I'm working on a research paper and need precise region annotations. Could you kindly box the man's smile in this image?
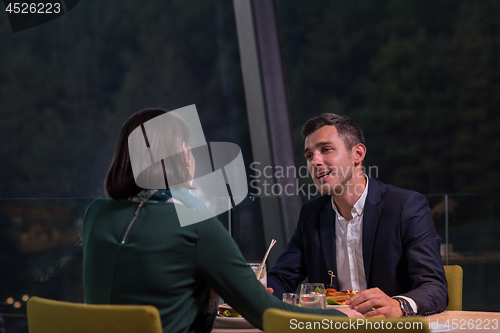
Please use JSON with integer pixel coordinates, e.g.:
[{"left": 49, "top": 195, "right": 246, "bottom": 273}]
[{"left": 316, "top": 170, "right": 332, "bottom": 181}]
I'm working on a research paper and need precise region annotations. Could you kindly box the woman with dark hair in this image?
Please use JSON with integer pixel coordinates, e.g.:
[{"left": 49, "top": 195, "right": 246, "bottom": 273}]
[{"left": 82, "top": 108, "right": 355, "bottom": 333}]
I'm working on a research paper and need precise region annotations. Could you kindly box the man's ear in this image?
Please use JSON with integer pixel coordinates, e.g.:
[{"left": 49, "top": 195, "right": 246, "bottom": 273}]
[{"left": 352, "top": 143, "right": 366, "bottom": 165}]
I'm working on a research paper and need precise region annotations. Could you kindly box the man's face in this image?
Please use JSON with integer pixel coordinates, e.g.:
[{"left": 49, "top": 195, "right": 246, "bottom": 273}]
[{"left": 304, "top": 125, "right": 355, "bottom": 195}]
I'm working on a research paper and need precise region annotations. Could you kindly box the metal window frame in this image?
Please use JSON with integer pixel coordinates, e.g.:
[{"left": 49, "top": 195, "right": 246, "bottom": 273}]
[{"left": 233, "top": 0, "right": 302, "bottom": 265}]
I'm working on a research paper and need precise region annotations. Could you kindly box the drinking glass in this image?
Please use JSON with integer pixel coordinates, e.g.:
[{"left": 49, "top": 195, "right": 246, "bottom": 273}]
[
  {"left": 247, "top": 262, "right": 267, "bottom": 287},
  {"left": 299, "top": 283, "right": 326, "bottom": 309},
  {"left": 282, "top": 293, "right": 299, "bottom": 305}
]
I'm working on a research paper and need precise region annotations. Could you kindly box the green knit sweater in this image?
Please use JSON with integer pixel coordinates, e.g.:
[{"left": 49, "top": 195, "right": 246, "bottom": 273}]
[{"left": 82, "top": 199, "right": 344, "bottom": 333}]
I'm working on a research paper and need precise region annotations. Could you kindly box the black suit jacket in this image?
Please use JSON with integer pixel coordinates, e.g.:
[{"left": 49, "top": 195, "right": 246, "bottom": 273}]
[{"left": 268, "top": 178, "right": 448, "bottom": 315}]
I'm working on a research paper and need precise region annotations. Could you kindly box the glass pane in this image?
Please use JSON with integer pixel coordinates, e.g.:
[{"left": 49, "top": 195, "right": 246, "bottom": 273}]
[
  {"left": 0, "top": 0, "right": 250, "bottom": 199},
  {"left": 446, "top": 194, "right": 500, "bottom": 311},
  {"left": 277, "top": 0, "right": 500, "bottom": 195}
]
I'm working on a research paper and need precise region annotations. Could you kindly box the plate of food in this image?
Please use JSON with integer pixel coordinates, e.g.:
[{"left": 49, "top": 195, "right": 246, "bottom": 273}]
[
  {"left": 215, "top": 304, "right": 254, "bottom": 329},
  {"left": 326, "top": 289, "right": 378, "bottom": 315},
  {"left": 326, "top": 289, "right": 358, "bottom": 306},
  {"left": 327, "top": 304, "right": 349, "bottom": 309}
]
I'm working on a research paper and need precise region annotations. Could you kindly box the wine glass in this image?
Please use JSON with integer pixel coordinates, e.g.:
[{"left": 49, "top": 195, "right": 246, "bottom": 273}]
[
  {"left": 247, "top": 262, "right": 267, "bottom": 287},
  {"left": 299, "top": 283, "right": 326, "bottom": 309}
]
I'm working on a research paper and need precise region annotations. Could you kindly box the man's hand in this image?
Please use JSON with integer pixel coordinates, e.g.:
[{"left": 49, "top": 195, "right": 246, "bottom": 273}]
[
  {"left": 346, "top": 288, "right": 403, "bottom": 317},
  {"left": 267, "top": 287, "right": 274, "bottom": 294}
]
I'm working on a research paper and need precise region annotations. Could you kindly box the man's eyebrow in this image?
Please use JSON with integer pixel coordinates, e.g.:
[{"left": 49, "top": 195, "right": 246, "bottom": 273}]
[{"left": 303, "top": 141, "right": 332, "bottom": 155}]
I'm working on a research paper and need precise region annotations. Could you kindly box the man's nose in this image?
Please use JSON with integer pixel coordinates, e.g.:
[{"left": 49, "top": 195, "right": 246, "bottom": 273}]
[{"left": 312, "top": 153, "right": 323, "bottom": 166}]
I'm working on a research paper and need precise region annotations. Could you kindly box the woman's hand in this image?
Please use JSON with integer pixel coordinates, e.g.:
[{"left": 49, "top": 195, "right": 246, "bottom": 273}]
[{"left": 335, "top": 307, "right": 364, "bottom": 318}]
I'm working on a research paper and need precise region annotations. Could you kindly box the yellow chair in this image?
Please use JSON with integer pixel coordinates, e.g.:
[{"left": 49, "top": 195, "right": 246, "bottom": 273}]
[
  {"left": 444, "top": 264, "right": 463, "bottom": 311},
  {"left": 263, "top": 308, "right": 430, "bottom": 332},
  {"left": 27, "top": 296, "right": 163, "bottom": 333}
]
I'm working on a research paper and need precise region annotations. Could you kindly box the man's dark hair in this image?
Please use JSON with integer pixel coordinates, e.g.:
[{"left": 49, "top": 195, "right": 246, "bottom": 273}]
[{"left": 301, "top": 113, "right": 365, "bottom": 149}]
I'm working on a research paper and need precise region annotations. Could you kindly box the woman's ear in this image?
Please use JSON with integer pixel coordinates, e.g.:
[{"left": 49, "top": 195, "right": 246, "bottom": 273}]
[{"left": 182, "top": 142, "right": 190, "bottom": 166}]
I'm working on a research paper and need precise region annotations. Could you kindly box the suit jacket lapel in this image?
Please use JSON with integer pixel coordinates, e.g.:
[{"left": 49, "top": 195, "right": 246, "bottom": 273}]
[
  {"left": 320, "top": 198, "right": 339, "bottom": 289},
  {"left": 362, "top": 178, "right": 382, "bottom": 285}
]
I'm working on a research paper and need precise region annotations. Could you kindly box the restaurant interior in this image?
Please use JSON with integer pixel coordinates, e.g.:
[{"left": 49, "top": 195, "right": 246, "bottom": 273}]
[{"left": 1, "top": 0, "right": 500, "bottom": 332}]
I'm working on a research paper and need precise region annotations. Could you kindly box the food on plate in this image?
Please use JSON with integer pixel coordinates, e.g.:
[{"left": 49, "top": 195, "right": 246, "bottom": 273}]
[
  {"left": 327, "top": 298, "right": 342, "bottom": 305},
  {"left": 217, "top": 304, "right": 241, "bottom": 317},
  {"left": 326, "top": 289, "right": 358, "bottom": 305}
]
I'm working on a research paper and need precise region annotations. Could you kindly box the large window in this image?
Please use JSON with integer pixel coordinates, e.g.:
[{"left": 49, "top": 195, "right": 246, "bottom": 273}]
[{"left": 277, "top": 0, "right": 500, "bottom": 311}]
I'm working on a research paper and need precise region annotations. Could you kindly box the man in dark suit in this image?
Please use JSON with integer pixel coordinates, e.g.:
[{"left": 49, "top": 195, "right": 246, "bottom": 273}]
[{"left": 267, "top": 114, "right": 447, "bottom": 317}]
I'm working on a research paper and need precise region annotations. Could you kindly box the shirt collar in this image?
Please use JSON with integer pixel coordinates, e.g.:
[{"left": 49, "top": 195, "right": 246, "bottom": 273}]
[{"left": 331, "top": 174, "right": 369, "bottom": 220}]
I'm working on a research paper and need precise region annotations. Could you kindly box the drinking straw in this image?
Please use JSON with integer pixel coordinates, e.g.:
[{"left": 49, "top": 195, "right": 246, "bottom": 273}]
[{"left": 257, "top": 239, "right": 276, "bottom": 279}]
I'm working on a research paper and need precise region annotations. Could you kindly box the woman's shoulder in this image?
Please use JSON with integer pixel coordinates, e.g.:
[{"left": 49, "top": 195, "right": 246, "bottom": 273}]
[
  {"left": 85, "top": 197, "right": 125, "bottom": 212},
  {"left": 84, "top": 198, "right": 108, "bottom": 215},
  {"left": 84, "top": 198, "right": 225, "bottom": 232},
  {"left": 83, "top": 198, "right": 146, "bottom": 220}
]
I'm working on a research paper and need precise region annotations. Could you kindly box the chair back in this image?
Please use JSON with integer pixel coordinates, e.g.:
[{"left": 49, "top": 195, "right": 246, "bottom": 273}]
[
  {"left": 444, "top": 264, "right": 463, "bottom": 310},
  {"left": 27, "top": 296, "right": 163, "bottom": 333},
  {"left": 263, "top": 308, "right": 430, "bottom": 333}
]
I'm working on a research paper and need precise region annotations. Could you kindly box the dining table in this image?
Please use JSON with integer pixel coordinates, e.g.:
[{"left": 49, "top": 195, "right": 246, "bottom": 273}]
[{"left": 211, "top": 310, "right": 500, "bottom": 333}]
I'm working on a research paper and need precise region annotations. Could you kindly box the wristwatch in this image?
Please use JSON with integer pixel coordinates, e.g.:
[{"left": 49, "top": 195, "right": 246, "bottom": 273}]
[{"left": 393, "top": 297, "right": 416, "bottom": 316}]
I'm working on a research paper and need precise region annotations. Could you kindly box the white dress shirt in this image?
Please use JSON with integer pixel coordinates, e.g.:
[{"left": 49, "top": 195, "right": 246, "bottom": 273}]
[
  {"left": 332, "top": 177, "right": 369, "bottom": 292},
  {"left": 331, "top": 176, "right": 418, "bottom": 313}
]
